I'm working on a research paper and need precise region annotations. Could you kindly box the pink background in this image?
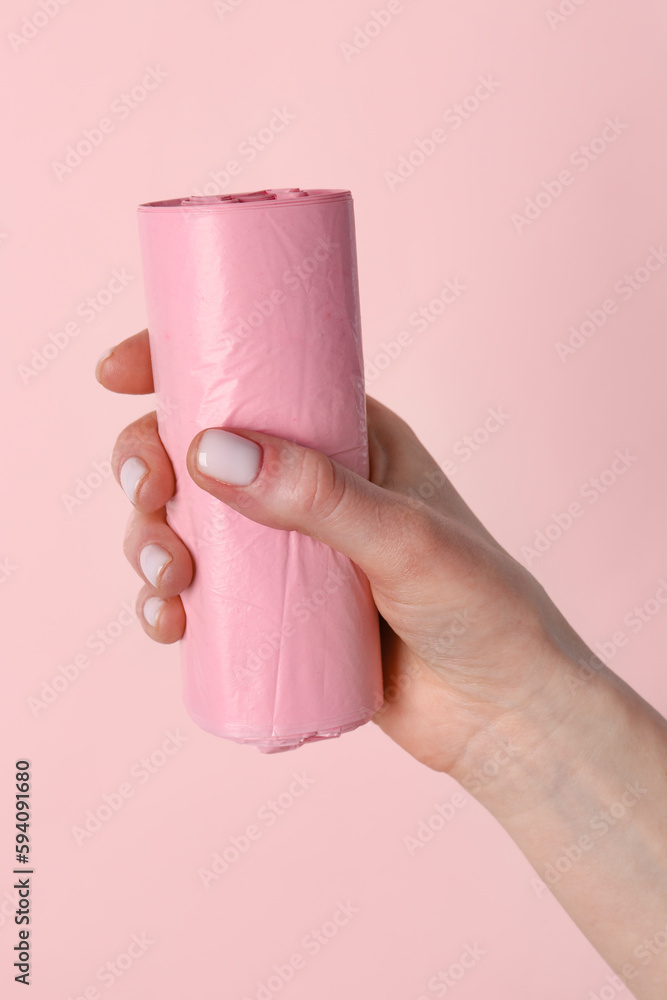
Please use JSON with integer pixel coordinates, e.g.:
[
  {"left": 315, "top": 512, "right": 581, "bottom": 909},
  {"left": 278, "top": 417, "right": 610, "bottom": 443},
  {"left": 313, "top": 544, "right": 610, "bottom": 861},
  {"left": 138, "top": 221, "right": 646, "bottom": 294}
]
[{"left": 3, "top": 1, "right": 667, "bottom": 997}]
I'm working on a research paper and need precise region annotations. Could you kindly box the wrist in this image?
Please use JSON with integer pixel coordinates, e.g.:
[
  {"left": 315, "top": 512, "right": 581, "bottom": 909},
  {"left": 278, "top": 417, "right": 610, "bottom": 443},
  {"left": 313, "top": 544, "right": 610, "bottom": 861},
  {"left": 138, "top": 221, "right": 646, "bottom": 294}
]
[
  {"left": 449, "top": 635, "right": 667, "bottom": 992},
  {"left": 447, "top": 639, "right": 630, "bottom": 817}
]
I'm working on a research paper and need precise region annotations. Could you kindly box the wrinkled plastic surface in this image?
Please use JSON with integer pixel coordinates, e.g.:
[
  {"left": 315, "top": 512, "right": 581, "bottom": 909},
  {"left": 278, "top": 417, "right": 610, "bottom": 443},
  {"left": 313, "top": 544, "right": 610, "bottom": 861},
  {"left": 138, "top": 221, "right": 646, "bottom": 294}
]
[{"left": 136, "top": 188, "right": 384, "bottom": 752}]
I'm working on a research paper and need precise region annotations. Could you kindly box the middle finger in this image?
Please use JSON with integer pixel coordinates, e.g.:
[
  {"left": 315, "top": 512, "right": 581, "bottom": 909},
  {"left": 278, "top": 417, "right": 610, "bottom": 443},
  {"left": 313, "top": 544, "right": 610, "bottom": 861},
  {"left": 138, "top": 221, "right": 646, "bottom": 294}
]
[
  {"left": 123, "top": 506, "right": 195, "bottom": 598},
  {"left": 112, "top": 410, "right": 176, "bottom": 514}
]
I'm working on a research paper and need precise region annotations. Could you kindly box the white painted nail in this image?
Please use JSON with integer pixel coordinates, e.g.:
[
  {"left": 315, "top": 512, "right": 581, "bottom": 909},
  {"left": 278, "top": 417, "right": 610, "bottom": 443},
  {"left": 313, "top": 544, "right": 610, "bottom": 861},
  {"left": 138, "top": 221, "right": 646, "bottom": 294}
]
[
  {"left": 143, "top": 596, "right": 166, "bottom": 627},
  {"left": 120, "top": 457, "right": 149, "bottom": 505},
  {"left": 196, "top": 429, "right": 262, "bottom": 486},
  {"left": 140, "top": 543, "right": 171, "bottom": 588}
]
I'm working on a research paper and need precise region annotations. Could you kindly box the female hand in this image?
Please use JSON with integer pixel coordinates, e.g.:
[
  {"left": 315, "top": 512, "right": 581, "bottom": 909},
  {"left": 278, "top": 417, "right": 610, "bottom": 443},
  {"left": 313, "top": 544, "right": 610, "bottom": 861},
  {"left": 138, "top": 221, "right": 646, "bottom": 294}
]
[
  {"left": 95, "top": 327, "right": 586, "bottom": 778},
  {"left": 97, "top": 328, "right": 667, "bottom": 996}
]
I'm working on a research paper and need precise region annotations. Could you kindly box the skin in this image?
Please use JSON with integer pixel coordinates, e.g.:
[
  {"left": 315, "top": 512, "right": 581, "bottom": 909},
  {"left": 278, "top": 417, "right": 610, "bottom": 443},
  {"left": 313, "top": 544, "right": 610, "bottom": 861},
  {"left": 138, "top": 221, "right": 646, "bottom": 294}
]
[{"left": 97, "top": 329, "right": 667, "bottom": 997}]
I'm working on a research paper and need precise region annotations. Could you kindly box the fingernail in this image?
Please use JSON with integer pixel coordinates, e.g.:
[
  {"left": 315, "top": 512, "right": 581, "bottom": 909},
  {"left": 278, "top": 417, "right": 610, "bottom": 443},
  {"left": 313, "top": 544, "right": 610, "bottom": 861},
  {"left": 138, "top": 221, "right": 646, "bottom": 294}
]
[
  {"left": 120, "top": 457, "right": 149, "bottom": 504},
  {"left": 95, "top": 346, "right": 115, "bottom": 381},
  {"left": 143, "top": 596, "right": 166, "bottom": 627},
  {"left": 139, "top": 543, "right": 171, "bottom": 588},
  {"left": 196, "top": 429, "right": 262, "bottom": 486}
]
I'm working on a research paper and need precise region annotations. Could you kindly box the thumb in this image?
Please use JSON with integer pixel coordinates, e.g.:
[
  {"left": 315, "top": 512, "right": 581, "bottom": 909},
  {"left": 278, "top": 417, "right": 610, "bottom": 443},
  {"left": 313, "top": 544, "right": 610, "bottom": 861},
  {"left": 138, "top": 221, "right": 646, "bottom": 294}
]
[{"left": 186, "top": 426, "right": 428, "bottom": 585}]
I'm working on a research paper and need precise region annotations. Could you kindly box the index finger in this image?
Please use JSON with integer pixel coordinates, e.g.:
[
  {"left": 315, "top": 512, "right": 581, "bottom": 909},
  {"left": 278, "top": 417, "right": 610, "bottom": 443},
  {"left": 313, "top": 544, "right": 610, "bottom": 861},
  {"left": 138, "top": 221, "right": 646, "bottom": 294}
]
[{"left": 95, "top": 328, "right": 154, "bottom": 394}]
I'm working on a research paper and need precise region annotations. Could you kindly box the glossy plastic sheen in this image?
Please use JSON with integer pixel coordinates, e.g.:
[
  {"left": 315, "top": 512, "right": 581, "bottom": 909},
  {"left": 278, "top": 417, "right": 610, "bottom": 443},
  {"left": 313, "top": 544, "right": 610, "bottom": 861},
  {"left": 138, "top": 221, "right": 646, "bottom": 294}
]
[{"left": 136, "top": 188, "right": 384, "bottom": 752}]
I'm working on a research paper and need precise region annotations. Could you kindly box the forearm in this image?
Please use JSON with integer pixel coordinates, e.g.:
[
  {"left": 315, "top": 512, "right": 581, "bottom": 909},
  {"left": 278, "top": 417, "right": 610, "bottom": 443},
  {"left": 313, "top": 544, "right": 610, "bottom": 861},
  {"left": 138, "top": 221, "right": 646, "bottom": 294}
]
[{"left": 450, "top": 645, "right": 667, "bottom": 999}]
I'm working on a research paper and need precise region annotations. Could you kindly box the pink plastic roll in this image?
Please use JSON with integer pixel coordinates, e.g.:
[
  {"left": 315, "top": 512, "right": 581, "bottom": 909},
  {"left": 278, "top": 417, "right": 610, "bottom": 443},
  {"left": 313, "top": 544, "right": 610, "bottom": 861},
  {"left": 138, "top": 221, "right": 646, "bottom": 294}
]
[{"left": 136, "top": 188, "right": 384, "bottom": 752}]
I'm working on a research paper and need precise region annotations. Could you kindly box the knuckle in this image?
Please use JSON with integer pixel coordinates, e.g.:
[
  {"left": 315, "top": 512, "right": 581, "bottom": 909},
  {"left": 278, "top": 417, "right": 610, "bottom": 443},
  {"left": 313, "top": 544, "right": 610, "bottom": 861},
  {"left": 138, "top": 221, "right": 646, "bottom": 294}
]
[
  {"left": 113, "top": 411, "right": 158, "bottom": 464},
  {"left": 391, "top": 502, "right": 448, "bottom": 576},
  {"left": 291, "top": 449, "right": 349, "bottom": 526}
]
